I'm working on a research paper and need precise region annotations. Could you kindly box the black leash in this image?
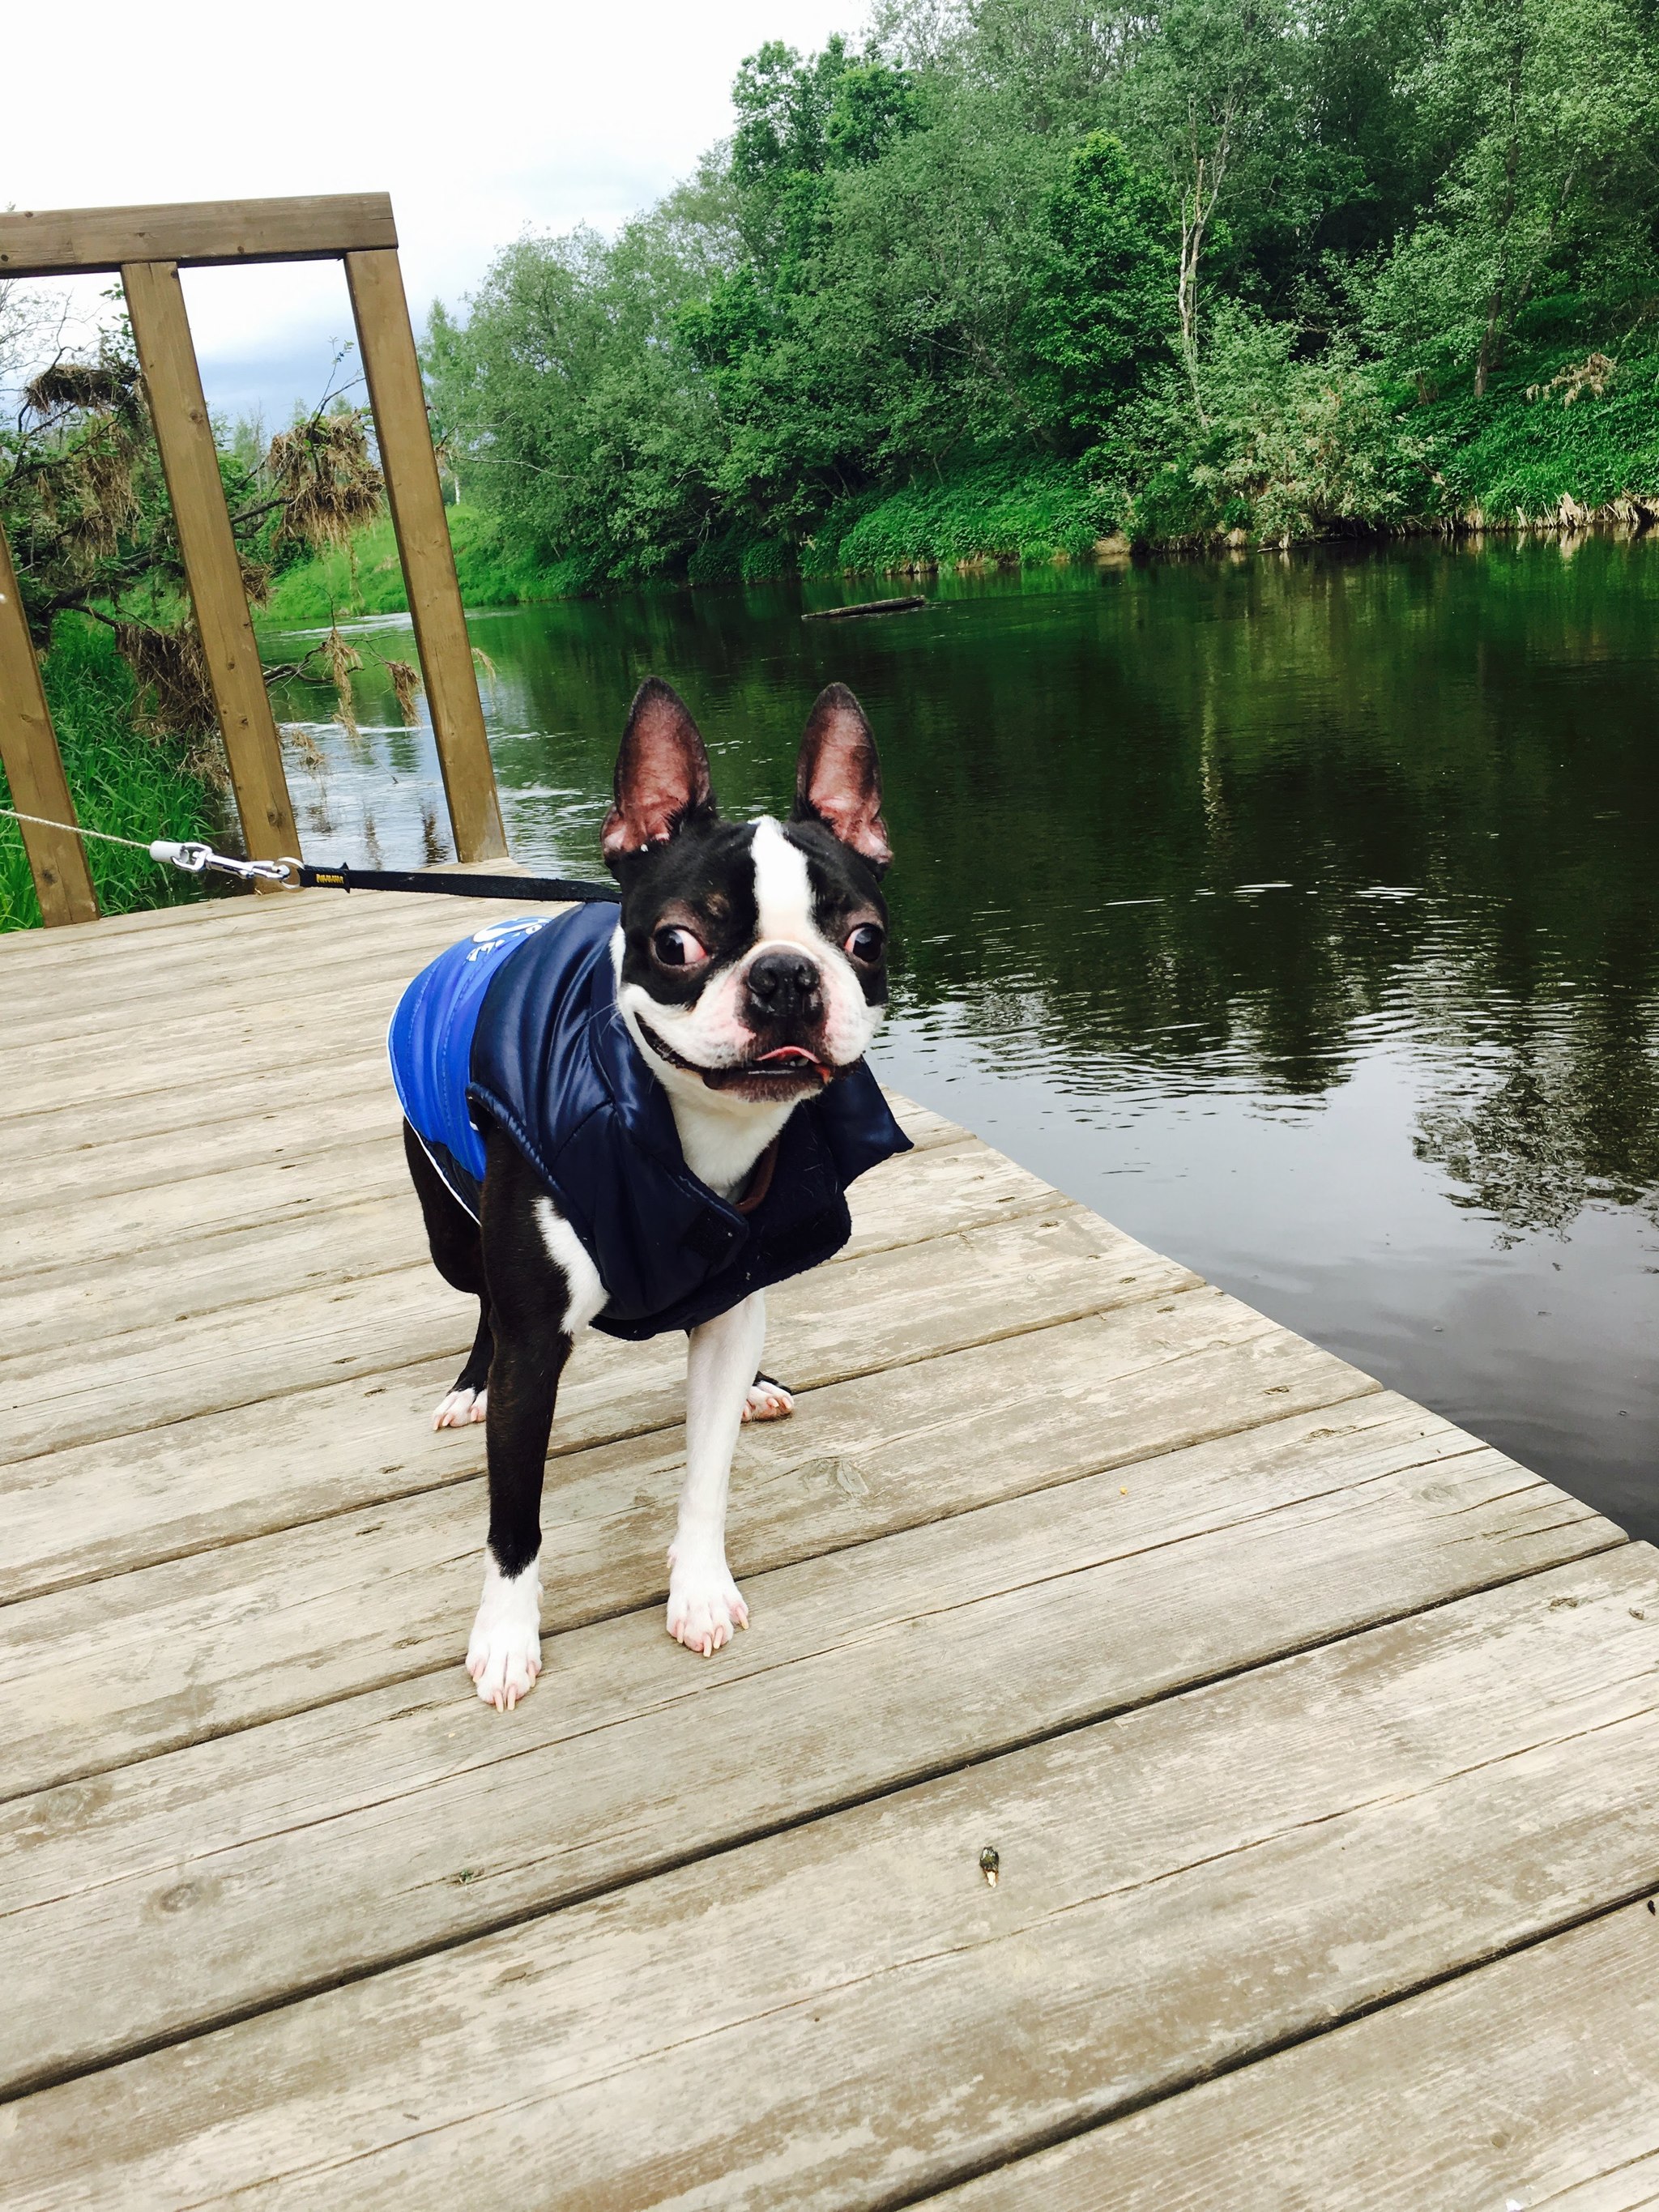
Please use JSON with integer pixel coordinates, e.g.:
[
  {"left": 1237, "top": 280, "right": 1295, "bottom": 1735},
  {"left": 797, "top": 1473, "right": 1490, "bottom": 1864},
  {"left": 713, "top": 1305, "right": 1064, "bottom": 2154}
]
[
  {"left": 292, "top": 860, "right": 620, "bottom": 903},
  {"left": 0, "top": 808, "right": 620, "bottom": 904}
]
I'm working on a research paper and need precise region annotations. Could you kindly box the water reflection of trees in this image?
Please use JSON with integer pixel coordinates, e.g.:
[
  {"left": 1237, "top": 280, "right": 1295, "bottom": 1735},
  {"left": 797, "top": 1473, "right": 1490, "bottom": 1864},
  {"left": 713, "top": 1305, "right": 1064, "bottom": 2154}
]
[{"left": 1414, "top": 994, "right": 1659, "bottom": 1241}]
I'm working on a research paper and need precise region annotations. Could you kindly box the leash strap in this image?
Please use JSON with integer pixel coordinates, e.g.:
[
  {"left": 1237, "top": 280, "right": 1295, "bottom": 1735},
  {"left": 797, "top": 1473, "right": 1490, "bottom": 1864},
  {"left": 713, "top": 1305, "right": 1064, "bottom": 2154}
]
[
  {"left": 291, "top": 861, "right": 620, "bottom": 904},
  {"left": 4, "top": 812, "right": 621, "bottom": 904}
]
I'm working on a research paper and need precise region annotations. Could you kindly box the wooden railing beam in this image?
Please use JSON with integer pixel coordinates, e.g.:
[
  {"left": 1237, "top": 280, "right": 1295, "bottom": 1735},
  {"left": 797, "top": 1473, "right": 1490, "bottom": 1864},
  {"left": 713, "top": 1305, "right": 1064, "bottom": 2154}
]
[
  {"left": 0, "top": 195, "right": 395, "bottom": 278},
  {"left": 0, "top": 522, "right": 100, "bottom": 926},
  {"left": 346, "top": 248, "right": 506, "bottom": 863},
  {"left": 121, "top": 260, "right": 297, "bottom": 874}
]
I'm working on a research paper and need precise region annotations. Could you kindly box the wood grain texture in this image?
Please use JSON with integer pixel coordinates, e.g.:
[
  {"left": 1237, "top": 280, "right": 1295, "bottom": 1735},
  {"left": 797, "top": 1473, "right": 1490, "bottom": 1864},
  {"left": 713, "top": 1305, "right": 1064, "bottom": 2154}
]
[
  {"left": 3, "top": 1554, "right": 1653, "bottom": 2207},
  {"left": 0, "top": 521, "right": 98, "bottom": 925},
  {"left": 0, "top": 1135, "right": 1044, "bottom": 1342},
  {"left": 121, "top": 261, "right": 296, "bottom": 865},
  {"left": 345, "top": 249, "right": 506, "bottom": 863},
  {"left": 0, "top": 1205, "right": 1188, "bottom": 1468},
  {"left": 0, "top": 1408, "right": 1616, "bottom": 2096},
  {"left": 0, "top": 1274, "right": 1347, "bottom": 1631},
  {"left": 937, "top": 1899, "right": 1659, "bottom": 2210},
  {"left": 7, "top": 1280, "right": 1363, "bottom": 1795},
  {"left": 0, "top": 194, "right": 395, "bottom": 275}
]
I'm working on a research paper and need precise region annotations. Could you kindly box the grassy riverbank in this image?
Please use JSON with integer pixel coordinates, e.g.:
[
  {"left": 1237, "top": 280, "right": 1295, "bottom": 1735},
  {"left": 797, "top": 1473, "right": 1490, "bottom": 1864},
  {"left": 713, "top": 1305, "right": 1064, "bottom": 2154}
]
[
  {"left": 0, "top": 620, "right": 224, "bottom": 932},
  {"left": 258, "top": 505, "right": 585, "bottom": 624}
]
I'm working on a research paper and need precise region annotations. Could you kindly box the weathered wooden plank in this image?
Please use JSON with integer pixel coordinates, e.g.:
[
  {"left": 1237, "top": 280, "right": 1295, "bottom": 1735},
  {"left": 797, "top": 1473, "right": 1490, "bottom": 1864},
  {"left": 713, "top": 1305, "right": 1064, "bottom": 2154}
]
[
  {"left": 0, "top": 1204, "right": 1162, "bottom": 1467},
  {"left": 0, "top": 1061, "right": 397, "bottom": 1173},
  {"left": 0, "top": 1138, "right": 1050, "bottom": 1354},
  {"left": 0, "top": 520, "right": 99, "bottom": 926},
  {"left": 0, "top": 1097, "right": 403, "bottom": 1231},
  {"left": 0, "top": 193, "right": 396, "bottom": 277},
  {"left": 0, "top": 876, "right": 497, "bottom": 990},
  {"left": 122, "top": 260, "right": 297, "bottom": 867},
  {"left": 0, "top": 1407, "right": 1616, "bottom": 2097},
  {"left": 9, "top": 971, "right": 409, "bottom": 1118},
  {"left": 0, "top": 1281, "right": 1345, "bottom": 1792},
  {"left": 4, "top": 1553, "right": 1653, "bottom": 2207},
  {"left": 0, "top": 1237, "right": 1196, "bottom": 1608},
  {"left": 0, "top": 1352, "right": 477, "bottom": 1606},
  {"left": 938, "top": 1901, "right": 1659, "bottom": 2210},
  {"left": 346, "top": 248, "right": 507, "bottom": 864},
  {"left": 0, "top": 898, "right": 490, "bottom": 1042}
]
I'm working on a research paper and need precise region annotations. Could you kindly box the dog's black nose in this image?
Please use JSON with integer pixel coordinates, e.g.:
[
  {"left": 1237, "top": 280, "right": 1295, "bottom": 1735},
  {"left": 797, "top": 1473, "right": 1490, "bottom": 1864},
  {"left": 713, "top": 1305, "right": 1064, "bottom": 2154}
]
[{"left": 746, "top": 948, "right": 821, "bottom": 1021}]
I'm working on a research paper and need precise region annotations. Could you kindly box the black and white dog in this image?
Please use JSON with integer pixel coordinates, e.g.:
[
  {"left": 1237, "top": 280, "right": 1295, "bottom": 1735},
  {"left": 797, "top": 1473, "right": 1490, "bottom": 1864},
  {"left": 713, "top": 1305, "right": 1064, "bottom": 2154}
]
[{"left": 390, "top": 678, "right": 908, "bottom": 1709}]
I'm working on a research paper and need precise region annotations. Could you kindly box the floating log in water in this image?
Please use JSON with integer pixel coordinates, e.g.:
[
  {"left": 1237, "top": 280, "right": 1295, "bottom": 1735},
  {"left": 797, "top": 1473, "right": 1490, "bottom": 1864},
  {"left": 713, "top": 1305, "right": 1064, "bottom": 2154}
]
[{"left": 802, "top": 595, "right": 928, "bottom": 622}]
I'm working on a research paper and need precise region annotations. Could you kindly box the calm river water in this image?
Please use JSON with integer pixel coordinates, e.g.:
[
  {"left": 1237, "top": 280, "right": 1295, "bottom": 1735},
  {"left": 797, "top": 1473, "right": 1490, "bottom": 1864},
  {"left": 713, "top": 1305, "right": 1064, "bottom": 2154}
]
[{"left": 267, "top": 535, "right": 1659, "bottom": 1542}]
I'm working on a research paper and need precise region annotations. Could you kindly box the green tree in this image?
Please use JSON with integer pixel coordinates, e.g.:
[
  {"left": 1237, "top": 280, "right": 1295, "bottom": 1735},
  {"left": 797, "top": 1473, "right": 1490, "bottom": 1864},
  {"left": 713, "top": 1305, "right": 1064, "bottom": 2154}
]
[
  {"left": 1026, "top": 132, "right": 1175, "bottom": 442},
  {"left": 1365, "top": 0, "right": 1659, "bottom": 389}
]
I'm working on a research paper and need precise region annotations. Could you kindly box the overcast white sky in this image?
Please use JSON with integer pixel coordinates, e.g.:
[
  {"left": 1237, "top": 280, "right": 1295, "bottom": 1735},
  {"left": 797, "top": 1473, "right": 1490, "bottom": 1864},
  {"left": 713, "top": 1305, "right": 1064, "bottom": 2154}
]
[{"left": 7, "top": 0, "right": 864, "bottom": 428}]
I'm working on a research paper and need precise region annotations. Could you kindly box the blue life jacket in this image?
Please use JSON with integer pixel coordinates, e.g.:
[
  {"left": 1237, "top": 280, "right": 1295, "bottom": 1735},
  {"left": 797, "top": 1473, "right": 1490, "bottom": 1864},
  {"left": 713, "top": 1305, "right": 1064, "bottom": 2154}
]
[{"left": 387, "top": 902, "right": 911, "bottom": 1340}]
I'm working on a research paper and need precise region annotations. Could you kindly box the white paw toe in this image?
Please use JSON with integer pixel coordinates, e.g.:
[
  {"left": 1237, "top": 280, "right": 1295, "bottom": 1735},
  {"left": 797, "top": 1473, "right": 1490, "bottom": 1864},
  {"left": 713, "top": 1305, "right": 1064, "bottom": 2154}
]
[
  {"left": 434, "top": 1386, "right": 488, "bottom": 1431},
  {"left": 466, "top": 1556, "right": 541, "bottom": 1710},
  {"left": 741, "top": 1380, "right": 794, "bottom": 1424},
  {"left": 665, "top": 1556, "right": 749, "bottom": 1657}
]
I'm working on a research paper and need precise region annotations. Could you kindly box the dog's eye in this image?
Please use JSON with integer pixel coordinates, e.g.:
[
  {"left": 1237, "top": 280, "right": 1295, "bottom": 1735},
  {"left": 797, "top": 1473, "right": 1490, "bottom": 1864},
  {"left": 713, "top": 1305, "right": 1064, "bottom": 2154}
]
[
  {"left": 652, "top": 925, "right": 707, "bottom": 968},
  {"left": 845, "top": 923, "right": 885, "bottom": 964}
]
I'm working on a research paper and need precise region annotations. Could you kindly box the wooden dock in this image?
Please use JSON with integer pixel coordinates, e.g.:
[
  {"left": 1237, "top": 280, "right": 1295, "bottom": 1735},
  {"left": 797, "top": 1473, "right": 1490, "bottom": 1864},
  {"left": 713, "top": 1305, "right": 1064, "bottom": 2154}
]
[{"left": 2, "top": 883, "right": 1657, "bottom": 2209}]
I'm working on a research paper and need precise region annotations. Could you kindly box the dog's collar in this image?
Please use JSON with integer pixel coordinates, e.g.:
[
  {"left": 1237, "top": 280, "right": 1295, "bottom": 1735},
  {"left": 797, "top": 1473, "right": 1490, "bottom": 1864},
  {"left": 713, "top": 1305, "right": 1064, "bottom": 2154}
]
[{"left": 734, "top": 1140, "right": 780, "bottom": 1214}]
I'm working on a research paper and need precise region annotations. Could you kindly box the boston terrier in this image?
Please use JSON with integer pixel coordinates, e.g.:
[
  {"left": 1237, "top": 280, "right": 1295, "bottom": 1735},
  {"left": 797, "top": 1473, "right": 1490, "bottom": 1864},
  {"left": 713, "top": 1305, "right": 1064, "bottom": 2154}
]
[{"left": 389, "top": 677, "right": 909, "bottom": 1709}]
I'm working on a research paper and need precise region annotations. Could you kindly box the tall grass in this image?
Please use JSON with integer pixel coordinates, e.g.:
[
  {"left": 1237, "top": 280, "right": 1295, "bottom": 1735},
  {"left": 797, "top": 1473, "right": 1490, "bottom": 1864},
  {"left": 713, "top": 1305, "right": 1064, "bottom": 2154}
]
[
  {"left": 258, "top": 506, "right": 585, "bottom": 627},
  {"left": 1424, "top": 341, "right": 1659, "bottom": 519},
  {"left": 0, "top": 617, "right": 224, "bottom": 932}
]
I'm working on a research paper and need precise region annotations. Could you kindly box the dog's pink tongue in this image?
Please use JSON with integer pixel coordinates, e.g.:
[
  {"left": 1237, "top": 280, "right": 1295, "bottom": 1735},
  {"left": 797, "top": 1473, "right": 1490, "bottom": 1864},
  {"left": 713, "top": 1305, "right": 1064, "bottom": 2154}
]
[{"left": 757, "top": 1046, "right": 828, "bottom": 1076}]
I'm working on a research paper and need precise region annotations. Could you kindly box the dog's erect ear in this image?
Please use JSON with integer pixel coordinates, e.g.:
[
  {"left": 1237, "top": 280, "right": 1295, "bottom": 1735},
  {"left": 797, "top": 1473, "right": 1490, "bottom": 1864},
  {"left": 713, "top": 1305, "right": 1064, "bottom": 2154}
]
[
  {"left": 603, "top": 679, "right": 717, "bottom": 864},
  {"left": 791, "top": 684, "right": 892, "bottom": 872}
]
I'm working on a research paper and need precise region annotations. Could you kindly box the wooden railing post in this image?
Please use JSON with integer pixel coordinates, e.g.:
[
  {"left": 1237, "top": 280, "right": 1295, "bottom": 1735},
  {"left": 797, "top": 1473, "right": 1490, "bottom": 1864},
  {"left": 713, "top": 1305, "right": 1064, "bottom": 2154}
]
[
  {"left": 345, "top": 248, "right": 506, "bottom": 863},
  {"left": 0, "top": 519, "right": 99, "bottom": 926},
  {"left": 121, "top": 259, "right": 298, "bottom": 872}
]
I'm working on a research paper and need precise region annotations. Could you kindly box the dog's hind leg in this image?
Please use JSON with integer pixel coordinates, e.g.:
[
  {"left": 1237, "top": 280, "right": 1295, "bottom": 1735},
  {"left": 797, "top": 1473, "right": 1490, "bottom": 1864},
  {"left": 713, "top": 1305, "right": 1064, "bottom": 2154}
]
[
  {"left": 667, "top": 1289, "right": 766, "bottom": 1656},
  {"left": 467, "top": 1129, "right": 605, "bottom": 1711},
  {"left": 403, "top": 1119, "right": 494, "bottom": 1428},
  {"left": 744, "top": 1370, "right": 795, "bottom": 1422}
]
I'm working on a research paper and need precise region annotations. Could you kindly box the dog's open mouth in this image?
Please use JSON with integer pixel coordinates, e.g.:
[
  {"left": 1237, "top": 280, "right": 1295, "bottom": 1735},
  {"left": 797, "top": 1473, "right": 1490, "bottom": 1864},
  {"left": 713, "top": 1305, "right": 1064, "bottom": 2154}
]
[{"left": 637, "top": 1022, "right": 835, "bottom": 1089}]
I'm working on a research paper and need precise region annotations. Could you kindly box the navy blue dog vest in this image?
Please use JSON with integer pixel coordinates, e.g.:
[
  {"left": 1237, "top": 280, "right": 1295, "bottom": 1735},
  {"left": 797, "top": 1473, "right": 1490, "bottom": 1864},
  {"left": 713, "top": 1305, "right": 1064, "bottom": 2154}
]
[{"left": 388, "top": 903, "right": 911, "bottom": 1340}]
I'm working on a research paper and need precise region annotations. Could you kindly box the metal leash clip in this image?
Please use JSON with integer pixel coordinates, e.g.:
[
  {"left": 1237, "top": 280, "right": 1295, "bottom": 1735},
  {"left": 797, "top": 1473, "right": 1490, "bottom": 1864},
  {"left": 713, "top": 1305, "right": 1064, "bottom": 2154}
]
[{"left": 147, "top": 840, "right": 295, "bottom": 885}]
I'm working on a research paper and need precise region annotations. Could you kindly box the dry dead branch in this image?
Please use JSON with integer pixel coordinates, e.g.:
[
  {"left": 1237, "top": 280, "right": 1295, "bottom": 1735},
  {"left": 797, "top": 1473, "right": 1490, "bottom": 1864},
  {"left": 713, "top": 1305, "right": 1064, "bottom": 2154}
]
[
  {"left": 24, "top": 361, "right": 132, "bottom": 416},
  {"left": 1527, "top": 353, "right": 1616, "bottom": 406},
  {"left": 114, "top": 620, "right": 216, "bottom": 737},
  {"left": 386, "top": 658, "right": 423, "bottom": 726},
  {"left": 265, "top": 411, "right": 386, "bottom": 551},
  {"left": 320, "top": 624, "right": 364, "bottom": 739}
]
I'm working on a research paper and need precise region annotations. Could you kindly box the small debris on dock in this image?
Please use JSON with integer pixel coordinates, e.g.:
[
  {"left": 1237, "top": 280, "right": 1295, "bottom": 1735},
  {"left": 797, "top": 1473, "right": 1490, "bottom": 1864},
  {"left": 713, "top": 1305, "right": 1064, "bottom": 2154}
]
[
  {"left": 802, "top": 595, "right": 927, "bottom": 622},
  {"left": 979, "top": 1845, "right": 1000, "bottom": 1887}
]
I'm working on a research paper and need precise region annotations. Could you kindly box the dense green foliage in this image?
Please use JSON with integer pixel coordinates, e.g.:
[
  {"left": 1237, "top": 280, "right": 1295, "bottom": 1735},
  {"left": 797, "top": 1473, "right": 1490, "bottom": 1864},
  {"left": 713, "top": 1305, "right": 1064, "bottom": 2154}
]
[
  {"left": 0, "top": 620, "right": 224, "bottom": 931},
  {"left": 424, "top": 0, "right": 1659, "bottom": 582}
]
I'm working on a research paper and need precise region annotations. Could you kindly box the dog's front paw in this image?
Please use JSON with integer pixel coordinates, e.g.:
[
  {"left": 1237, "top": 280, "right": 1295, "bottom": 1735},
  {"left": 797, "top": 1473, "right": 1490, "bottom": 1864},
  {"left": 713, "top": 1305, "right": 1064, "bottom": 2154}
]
[
  {"left": 666, "top": 1550, "right": 749, "bottom": 1658},
  {"left": 433, "top": 1385, "right": 488, "bottom": 1431},
  {"left": 466, "top": 1556, "right": 541, "bottom": 1710}
]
